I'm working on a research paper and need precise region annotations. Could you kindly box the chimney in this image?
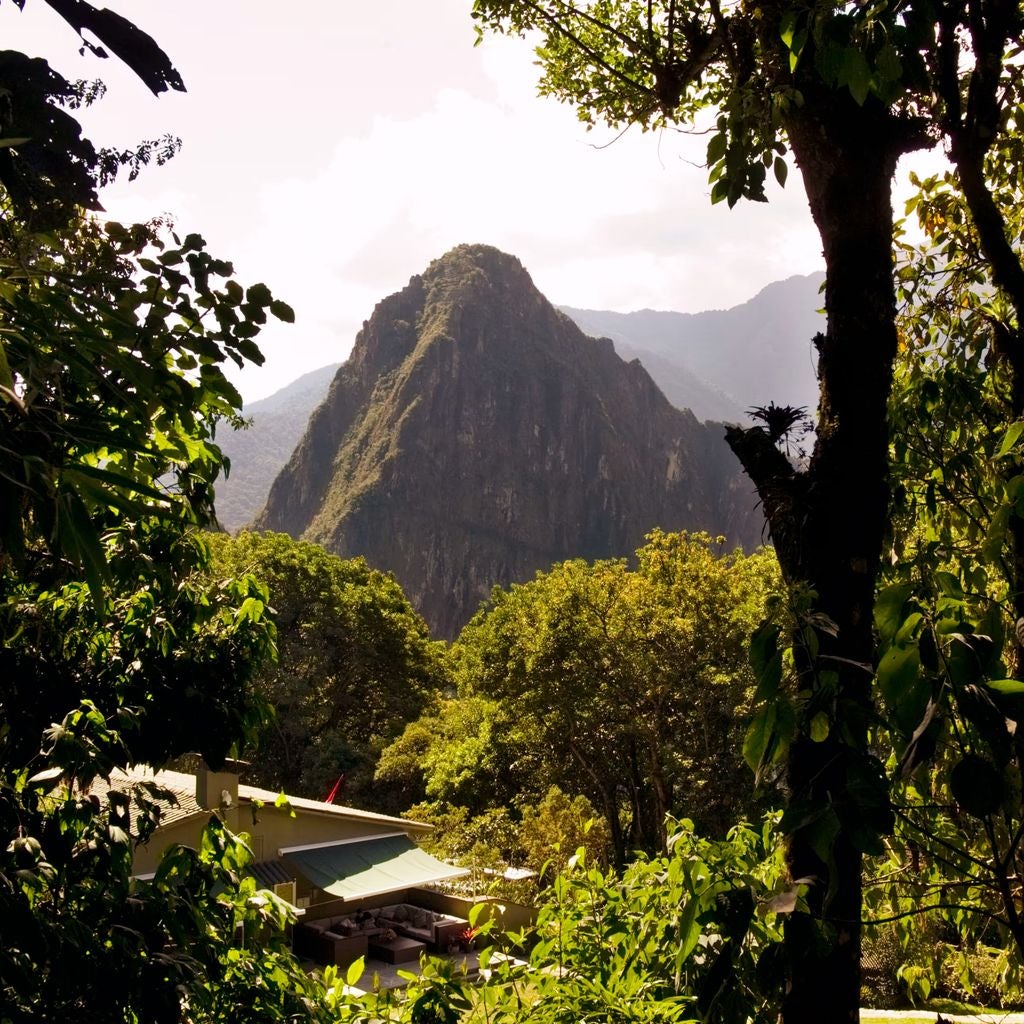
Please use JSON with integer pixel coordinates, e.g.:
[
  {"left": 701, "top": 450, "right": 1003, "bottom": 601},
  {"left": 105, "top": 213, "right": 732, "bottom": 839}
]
[{"left": 195, "top": 759, "right": 242, "bottom": 829}]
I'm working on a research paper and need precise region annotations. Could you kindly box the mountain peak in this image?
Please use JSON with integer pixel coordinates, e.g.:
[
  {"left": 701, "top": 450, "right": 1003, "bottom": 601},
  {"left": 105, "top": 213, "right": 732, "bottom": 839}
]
[
  {"left": 425, "top": 242, "right": 531, "bottom": 282},
  {"left": 255, "top": 247, "right": 762, "bottom": 637}
]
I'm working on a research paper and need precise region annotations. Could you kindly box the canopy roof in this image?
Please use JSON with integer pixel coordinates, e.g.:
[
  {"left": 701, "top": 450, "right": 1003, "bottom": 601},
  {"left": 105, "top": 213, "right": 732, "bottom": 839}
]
[{"left": 279, "top": 832, "right": 469, "bottom": 902}]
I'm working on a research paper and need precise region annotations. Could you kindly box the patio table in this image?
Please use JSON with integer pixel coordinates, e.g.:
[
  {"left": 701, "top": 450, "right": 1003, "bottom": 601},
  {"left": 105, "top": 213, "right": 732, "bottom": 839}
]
[{"left": 368, "top": 936, "right": 426, "bottom": 964}]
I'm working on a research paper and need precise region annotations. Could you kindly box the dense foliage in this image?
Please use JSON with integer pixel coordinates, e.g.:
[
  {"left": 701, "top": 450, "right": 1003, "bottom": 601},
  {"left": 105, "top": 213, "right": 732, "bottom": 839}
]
[
  {"left": 399, "top": 816, "right": 789, "bottom": 1024},
  {"left": 471, "top": 3, "right": 1024, "bottom": 1019},
  {"left": 858, "top": 150, "right": 1024, "bottom": 1002},
  {"left": 0, "top": 206, "right": 331, "bottom": 1021},
  {"left": 0, "top": 12, "right": 347, "bottom": 1020},
  {"left": 380, "top": 532, "right": 781, "bottom": 871},
  {"left": 207, "top": 530, "right": 445, "bottom": 807}
]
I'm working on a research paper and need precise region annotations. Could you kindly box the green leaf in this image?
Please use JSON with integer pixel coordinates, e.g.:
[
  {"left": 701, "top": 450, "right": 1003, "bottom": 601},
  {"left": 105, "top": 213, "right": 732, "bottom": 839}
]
[
  {"left": 840, "top": 47, "right": 872, "bottom": 105},
  {"left": 788, "top": 33, "right": 806, "bottom": 73},
  {"left": 876, "top": 644, "right": 920, "bottom": 705},
  {"left": 750, "top": 622, "right": 780, "bottom": 675},
  {"left": 1007, "top": 475, "right": 1024, "bottom": 512},
  {"left": 997, "top": 420, "right": 1024, "bottom": 457},
  {"left": 246, "top": 282, "right": 272, "bottom": 306},
  {"left": 809, "top": 712, "right": 829, "bottom": 742},
  {"left": 64, "top": 465, "right": 168, "bottom": 505},
  {"left": 751, "top": 622, "right": 783, "bottom": 699},
  {"left": 269, "top": 298, "right": 295, "bottom": 323},
  {"left": 982, "top": 504, "right": 1011, "bottom": 563},
  {"left": 345, "top": 955, "right": 365, "bottom": 987},
  {"left": 755, "top": 651, "right": 783, "bottom": 700},
  {"left": 986, "top": 678, "right": 1024, "bottom": 695},
  {"left": 677, "top": 893, "right": 702, "bottom": 962},
  {"left": 706, "top": 132, "right": 728, "bottom": 165},
  {"left": 55, "top": 491, "right": 109, "bottom": 601},
  {"left": 773, "top": 156, "right": 788, "bottom": 187},
  {"left": 875, "top": 582, "right": 913, "bottom": 644},
  {"left": 743, "top": 704, "right": 776, "bottom": 774},
  {"left": 933, "top": 571, "right": 964, "bottom": 599},
  {"left": 779, "top": 10, "right": 798, "bottom": 49},
  {"left": 0, "top": 337, "right": 12, "bottom": 390},
  {"left": 895, "top": 611, "right": 923, "bottom": 643}
]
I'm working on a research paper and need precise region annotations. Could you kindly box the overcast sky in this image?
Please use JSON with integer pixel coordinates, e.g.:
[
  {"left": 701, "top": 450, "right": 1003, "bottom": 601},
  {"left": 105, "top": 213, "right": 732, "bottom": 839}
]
[{"left": 4, "top": 1, "right": 911, "bottom": 402}]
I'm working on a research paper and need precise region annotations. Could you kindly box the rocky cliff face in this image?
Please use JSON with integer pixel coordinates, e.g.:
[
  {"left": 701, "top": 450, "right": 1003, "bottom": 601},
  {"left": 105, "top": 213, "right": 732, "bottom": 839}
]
[{"left": 255, "top": 245, "right": 763, "bottom": 637}]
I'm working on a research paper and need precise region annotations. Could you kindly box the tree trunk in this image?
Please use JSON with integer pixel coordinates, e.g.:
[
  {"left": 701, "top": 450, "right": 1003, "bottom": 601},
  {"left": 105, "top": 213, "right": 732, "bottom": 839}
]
[
  {"left": 631, "top": 742, "right": 670, "bottom": 855},
  {"left": 568, "top": 739, "right": 626, "bottom": 868},
  {"left": 647, "top": 741, "right": 671, "bottom": 851},
  {"left": 727, "top": 93, "right": 906, "bottom": 1024}
]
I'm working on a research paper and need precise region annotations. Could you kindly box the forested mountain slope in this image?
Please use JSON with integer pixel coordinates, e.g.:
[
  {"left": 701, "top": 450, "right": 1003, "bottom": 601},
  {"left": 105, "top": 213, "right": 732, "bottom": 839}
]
[
  {"left": 220, "top": 275, "right": 822, "bottom": 532},
  {"left": 254, "top": 244, "right": 765, "bottom": 637}
]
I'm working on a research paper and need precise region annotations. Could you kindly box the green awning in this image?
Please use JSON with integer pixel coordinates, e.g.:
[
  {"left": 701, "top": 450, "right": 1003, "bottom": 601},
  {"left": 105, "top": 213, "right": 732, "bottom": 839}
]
[{"left": 279, "top": 832, "right": 469, "bottom": 901}]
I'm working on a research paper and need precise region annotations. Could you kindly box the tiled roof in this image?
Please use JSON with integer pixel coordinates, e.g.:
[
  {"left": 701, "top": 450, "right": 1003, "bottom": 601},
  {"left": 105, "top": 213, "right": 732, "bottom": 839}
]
[
  {"left": 89, "top": 766, "right": 430, "bottom": 833},
  {"left": 239, "top": 781, "right": 430, "bottom": 832},
  {"left": 88, "top": 768, "right": 207, "bottom": 832}
]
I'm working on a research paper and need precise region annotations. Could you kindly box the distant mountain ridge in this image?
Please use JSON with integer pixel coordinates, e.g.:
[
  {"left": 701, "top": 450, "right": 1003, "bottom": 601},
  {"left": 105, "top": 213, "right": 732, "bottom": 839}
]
[
  {"left": 215, "top": 363, "right": 341, "bottom": 532},
  {"left": 561, "top": 272, "right": 824, "bottom": 420},
  {"left": 254, "top": 244, "right": 764, "bottom": 637}
]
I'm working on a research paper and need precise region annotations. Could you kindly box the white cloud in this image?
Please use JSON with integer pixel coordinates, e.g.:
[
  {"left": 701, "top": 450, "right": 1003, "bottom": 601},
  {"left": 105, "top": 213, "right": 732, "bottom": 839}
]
[
  {"left": 1, "top": 0, "right": 828, "bottom": 402},
  {"left": 213, "top": 40, "right": 826, "bottom": 400}
]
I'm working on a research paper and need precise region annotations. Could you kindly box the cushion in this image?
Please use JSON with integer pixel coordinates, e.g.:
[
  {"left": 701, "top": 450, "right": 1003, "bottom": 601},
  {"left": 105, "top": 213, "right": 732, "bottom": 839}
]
[
  {"left": 392, "top": 906, "right": 409, "bottom": 922},
  {"left": 307, "top": 919, "right": 330, "bottom": 933}
]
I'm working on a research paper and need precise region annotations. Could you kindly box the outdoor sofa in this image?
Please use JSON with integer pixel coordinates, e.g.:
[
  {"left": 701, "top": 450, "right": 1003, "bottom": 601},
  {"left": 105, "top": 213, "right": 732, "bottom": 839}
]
[
  {"left": 373, "top": 903, "right": 468, "bottom": 949},
  {"left": 294, "top": 903, "right": 469, "bottom": 966}
]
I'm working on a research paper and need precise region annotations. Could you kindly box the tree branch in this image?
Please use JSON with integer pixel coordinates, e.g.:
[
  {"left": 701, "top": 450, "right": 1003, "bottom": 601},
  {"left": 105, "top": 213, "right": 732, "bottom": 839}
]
[
  {"left": 862, "top": 902, "right": 1004, "bottom": 927},
  {"left": 724, "top": 423, "right": 802, "bottom": 577}
]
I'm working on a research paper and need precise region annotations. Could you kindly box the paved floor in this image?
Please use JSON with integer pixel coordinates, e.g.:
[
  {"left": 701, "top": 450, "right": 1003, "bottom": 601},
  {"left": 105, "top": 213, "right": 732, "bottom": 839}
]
[{"left": 345, "top": 950, "right": 482, "bottom": 994}]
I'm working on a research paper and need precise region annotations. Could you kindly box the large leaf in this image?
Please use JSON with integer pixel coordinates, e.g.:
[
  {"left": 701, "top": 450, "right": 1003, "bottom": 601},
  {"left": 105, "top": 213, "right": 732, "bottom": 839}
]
[
  {"left": 996, "top": 419, "right": 1024, "bottom": 457},
  {"left": 42, "top": 0, "right": 185, "bottom": 95},
  {"left": 875, "top": 582, "right": 914, "bottom": 645},
  {"left": 986, "top": 678, "right": 1024, "bottom": 695},
  {"left": 876, "top": 643, "right": 920, "bottom": 705}
]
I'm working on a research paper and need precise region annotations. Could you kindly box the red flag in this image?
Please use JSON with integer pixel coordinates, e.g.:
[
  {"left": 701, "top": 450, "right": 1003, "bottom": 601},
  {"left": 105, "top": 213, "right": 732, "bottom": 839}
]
[{"left": 323, "top": 773, "right": 346, "bottom": 804}]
